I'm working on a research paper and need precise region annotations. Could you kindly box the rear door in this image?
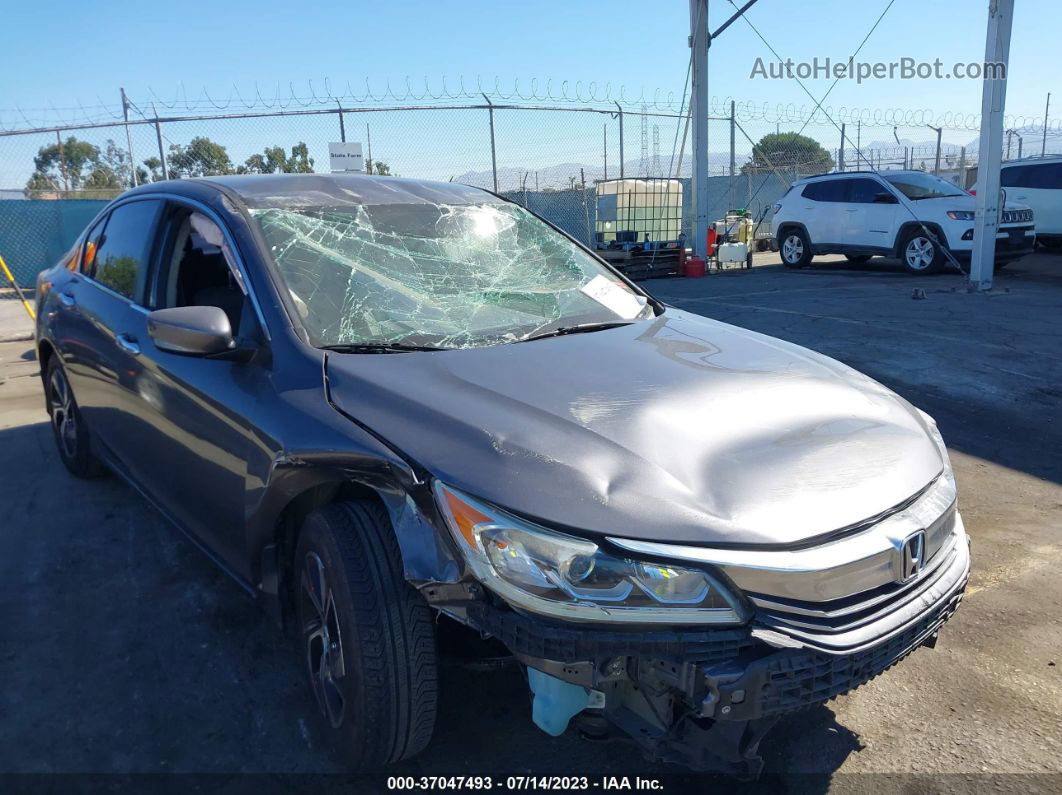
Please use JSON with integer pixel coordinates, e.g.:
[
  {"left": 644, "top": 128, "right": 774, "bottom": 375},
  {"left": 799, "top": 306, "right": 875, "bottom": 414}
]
[
  {"left": 800, "top": 179, "right": 848, "bottom": 246},
  {"left": 1003, "top": 162, "right": 1062, "bottom": 235},
  {"left": 53, "top": 199, "right": 165, "bottom": 464},
  {"left": 845, "top": 178, "right": 898, "bottom": 249}
]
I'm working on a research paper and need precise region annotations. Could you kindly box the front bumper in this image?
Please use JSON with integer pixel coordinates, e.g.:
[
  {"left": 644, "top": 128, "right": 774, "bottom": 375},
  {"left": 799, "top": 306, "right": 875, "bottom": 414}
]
[
  {"left": 952, "top": 226, "right": 1036, "bottom": 261},
  {"left": 447, "top": 517, "right": 970, "bottom": 775}
]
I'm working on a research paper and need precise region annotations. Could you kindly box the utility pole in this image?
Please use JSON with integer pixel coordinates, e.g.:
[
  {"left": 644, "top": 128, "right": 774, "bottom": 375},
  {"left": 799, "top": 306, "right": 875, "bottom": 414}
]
[
  {"left": 120, "top": 88, "right": 138, "bottom": 188},
  {"left": 729, "top": 100, "right": 735, "bottom": 212},
  {"left": 1042, "top": 92, "right": 1051, "bottom": 156},
  {"left": 690, "top": 0, "right": 709, "bottom": 256},
  {"left": 970, "top": 0, "right": 1014, "bottom": 291}
]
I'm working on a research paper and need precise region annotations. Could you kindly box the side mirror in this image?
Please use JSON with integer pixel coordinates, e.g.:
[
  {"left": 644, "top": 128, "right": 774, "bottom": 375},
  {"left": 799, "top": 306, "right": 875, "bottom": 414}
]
[
  {"left": 873, "top": 192, "right": 898, "bottom": 204},
  {"left": 148, "top": 306, "right": 234, "bottom": 356}
]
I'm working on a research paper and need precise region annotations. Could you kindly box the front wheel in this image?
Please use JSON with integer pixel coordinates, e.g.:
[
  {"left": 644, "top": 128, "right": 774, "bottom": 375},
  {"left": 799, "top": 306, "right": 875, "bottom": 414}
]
[
  {"left": 900, "top": 229, "right": 945, "bottom": 274},
  {"left": 294, "top": 501, "right": 438, "bottom": 770},
  {"left": 780, "top": 228, "right": 813, "bottom": 268}
]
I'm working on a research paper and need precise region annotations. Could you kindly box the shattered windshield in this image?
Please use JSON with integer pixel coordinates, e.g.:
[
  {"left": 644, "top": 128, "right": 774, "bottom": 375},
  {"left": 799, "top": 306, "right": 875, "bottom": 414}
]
[{"left": 250, "top": 201, "right": 652, "bottom": 349}]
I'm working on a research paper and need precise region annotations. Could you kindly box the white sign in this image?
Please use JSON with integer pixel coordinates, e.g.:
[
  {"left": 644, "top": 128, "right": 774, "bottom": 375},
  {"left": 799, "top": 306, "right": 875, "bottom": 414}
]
[{"left": 328, "top": 142, "right": 364, "bottom": 172}]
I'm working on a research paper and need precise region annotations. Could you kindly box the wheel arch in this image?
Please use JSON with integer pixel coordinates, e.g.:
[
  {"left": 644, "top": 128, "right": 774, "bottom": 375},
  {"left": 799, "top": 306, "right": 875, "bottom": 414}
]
[
  {"left": 893, "top": 221, "right": 949, "bottom": 257},
  {"left": 257, "top": 464, "right": 462, "bottom": 633},
  {"left": 776, "top": 221, "right": 810, "bottom": 241}
]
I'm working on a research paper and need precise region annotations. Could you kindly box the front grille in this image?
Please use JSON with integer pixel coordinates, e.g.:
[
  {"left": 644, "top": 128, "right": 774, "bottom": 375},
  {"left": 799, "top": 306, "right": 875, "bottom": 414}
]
[
  {"left": 757, "top": 586, "right": 964, "bottom": 716},
  {"left": 750, "top": 531, "right": 963, "bottom": 649}
]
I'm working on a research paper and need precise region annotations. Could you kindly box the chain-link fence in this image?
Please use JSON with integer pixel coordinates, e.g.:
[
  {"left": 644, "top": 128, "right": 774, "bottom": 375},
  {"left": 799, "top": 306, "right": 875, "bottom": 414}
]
[{"left": 3, "top": 92, "right": 1062, "bottom": 286}]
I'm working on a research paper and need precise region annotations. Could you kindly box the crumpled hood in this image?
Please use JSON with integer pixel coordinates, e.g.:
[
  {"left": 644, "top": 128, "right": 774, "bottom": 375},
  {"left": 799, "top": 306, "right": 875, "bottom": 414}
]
[{"left": 325, "top": 309, "right": 942, "bottom": 546}]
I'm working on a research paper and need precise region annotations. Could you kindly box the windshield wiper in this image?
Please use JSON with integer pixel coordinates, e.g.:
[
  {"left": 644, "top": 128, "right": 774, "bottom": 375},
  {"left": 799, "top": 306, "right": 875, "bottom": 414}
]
[
  {"left": 515, "top": 320, "right": 635, "bottom": 343},
  {"left": 323, "top": 342, "right": 451, "bottom": 354}
]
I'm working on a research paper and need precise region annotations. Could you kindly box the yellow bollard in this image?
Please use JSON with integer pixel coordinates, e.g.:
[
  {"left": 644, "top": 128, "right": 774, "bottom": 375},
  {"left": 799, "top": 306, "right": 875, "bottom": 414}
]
[{"left": 0, "top": 254, "right": 36, "bottom": 321}]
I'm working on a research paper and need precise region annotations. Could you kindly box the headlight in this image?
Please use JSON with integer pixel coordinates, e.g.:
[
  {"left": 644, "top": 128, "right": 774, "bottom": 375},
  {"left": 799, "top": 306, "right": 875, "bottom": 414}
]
[
  {"left": 434, "top": 482, "right": 747, "bottom": 624},
  {"left": 946, "top": 210, "right": 975, "bottom": 221}
]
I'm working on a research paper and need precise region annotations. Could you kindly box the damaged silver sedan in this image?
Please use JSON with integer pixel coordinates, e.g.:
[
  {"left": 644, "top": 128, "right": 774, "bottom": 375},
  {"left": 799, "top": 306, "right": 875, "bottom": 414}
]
[{"left": 34, "top": 173, "right": 969, "bottom": 777}]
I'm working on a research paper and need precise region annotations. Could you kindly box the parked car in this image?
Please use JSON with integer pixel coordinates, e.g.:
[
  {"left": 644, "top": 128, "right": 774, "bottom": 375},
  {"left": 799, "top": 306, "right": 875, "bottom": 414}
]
[
  {"left": 1001, "top": 156, "right": 1062, "bottom": 250},
  {"left": 35, "top": 174, "right": 970, "bottom": 777},
  {"left": 771, "top": 169, "right": 1035, "bottom": 273}
]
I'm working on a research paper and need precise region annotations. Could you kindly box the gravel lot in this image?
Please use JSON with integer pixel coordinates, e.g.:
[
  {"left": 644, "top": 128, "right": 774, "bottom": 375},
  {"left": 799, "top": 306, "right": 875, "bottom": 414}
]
[{"left": 1, "top": 253, "right": 1060, "bottom": 793}]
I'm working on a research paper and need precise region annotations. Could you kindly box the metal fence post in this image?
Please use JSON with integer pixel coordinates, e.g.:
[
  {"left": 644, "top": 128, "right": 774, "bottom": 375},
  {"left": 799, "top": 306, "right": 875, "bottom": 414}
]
[
  {"left": 603, "top": 123, "right": 608, "bottom": 180},
  {"left": 615, "top": 101, "right": 625, "bottom": 179},
  {"left": 336, "top": 100, "right": 346, "bottom": 143},
  {"left": 839, "top": 122, "right": 846, "bottom": 172},
  {"left": 483, "top": 94, "right": 498, "bottom": 192},
  {"left": 120, "top": 87, "right": 138, "bottom": 187},
  {"left": 153, "top": 110, "right": 168, "bottom": 180}
]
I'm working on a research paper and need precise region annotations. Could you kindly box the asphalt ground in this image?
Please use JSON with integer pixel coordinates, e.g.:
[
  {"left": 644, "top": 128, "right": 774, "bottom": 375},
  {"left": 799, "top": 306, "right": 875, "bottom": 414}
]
[{"left": 1, "top": 252, "right": 1060, "bottom": 794}]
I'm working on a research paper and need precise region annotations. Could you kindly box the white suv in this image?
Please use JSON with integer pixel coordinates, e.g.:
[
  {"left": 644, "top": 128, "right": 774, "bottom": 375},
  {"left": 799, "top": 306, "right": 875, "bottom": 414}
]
[
  {"left": 771, "top": 170, "right": 1035, "bottom": 273},
  {"left": 1000, "top": 157, "right": 1062, "bottom": 251}
]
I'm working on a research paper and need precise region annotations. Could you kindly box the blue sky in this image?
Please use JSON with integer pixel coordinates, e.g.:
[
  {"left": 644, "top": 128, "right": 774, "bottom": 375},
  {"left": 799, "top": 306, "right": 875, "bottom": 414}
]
[{"left": 0, "top": 0, "right": 1058, "bottom": 186}]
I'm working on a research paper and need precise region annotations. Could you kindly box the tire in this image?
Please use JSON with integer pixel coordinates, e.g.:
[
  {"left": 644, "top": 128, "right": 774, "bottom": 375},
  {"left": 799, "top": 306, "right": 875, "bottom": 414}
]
[
  {"left": 899, "top": 228, "right": 945, "bottom": 274},
  {"left": 845, "top": 254, "right": 872, "bottom": 263},
  {"left": 294, "top": 501, "right": 437, "bottom": 770},
  {"left": 779, "top": 228, "right": 813, "bottom": 268},
  {"left": 45, "top": 356, "right": 107, "bottom": 478},
  {"left": 1041, "top": 238, "right": 1062, "bottom": 252}
]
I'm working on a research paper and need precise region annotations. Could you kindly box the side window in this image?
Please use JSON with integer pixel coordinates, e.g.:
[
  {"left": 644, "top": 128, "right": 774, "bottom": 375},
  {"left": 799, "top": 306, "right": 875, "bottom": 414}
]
[
  {"left": 156, "top": 208, "right": 248, "bottom": 335},
  {"left": 90, "top": 200, "right": 164, "bottom": 301},
  {"left": 802, "top": 180, "right": 847, "bottom": 202},
  {"left": 81, "top": 218, "right": 106, "bottom": 273},
  {"left": 848, "top": 178, "right": 888, "bottom": 203},
  {"left": 1003, "top": 164, "right": 1062, "bottom": 190}
]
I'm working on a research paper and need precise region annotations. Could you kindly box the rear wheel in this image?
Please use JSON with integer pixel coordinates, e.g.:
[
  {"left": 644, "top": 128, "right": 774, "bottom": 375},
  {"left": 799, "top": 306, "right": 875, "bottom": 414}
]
[
  {"left": 780, "top": 228, "right": 813, "bottom": 268},
  {"left": 899, "top": 229, "right": 944, "bottom": 274},
  {"left": 294, "top": 501, "right": 437, "bottom": 770},
  {"left": 45, "top": 356, "right": 106, "bottom": 478}
]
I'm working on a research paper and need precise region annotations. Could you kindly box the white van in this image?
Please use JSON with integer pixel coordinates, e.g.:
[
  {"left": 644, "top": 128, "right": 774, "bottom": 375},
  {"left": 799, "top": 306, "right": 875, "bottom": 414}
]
[{"left": 1001, "top": 157, "right": 1062, "bottom": 250}]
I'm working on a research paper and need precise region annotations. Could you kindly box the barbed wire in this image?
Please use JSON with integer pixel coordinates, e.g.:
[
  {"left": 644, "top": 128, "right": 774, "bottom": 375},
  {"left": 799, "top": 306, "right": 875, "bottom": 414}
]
[{"left": 3, "top": 77, "right": 1062, "bottom": 134}]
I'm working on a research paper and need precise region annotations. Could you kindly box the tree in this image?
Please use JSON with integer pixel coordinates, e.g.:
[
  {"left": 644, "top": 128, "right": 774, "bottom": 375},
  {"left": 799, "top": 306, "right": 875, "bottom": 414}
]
[
  {"left": 240, "top": 142, "right": 315, "bottom": 174},
  {"left": 24, "top": 136, "right": 137, "bottom": 198},
  {"left": 32, "top": 136, "right": 98, "bottom": 189},
  {"left": 741, "top": 132, "right": 834, "bottom": 177},
  {"left": 368, "top": 160, "right": 392, "bottom": 176},
  {"left": 167, "top": 137, "right": 234, "bottom": 177}
]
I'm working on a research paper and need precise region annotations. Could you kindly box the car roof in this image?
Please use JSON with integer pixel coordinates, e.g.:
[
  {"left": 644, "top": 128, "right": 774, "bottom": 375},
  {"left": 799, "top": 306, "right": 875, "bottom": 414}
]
[
  {"left": 121, "top": 172, "right": 500, "bottom": 208},
  {"left": 1002, "top": 156, "right": 1062, "bottom": 166},
  {"left": 795, "top": 170, "right": 930, "bottom": 185},
  {"left": 198, "top": 173, "right": 497, "bottom": 208}
]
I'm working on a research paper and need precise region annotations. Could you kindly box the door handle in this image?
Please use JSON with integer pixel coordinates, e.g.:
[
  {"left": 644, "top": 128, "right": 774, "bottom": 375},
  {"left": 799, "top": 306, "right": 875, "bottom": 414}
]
[
  {"left": 59, "top": 292, "right": 76, "bottom": 307},
  {"left": 844, "top": 208, "right": 858, "bottom": 212},
  {"left": 116, "top": 333, "right": 141, "bottom": 356}
]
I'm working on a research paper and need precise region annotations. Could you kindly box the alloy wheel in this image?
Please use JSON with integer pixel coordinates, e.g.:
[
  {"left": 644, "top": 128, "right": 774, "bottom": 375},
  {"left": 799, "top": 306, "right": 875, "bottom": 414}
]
[
  {"left": 300, "top": 551, "right": 347, "bottom": 728},
  {"left": 49, "top": 366, "right": 78, "bottom": 459},
  {"left": 905, "top": 236, "right": 936, "bottom": 271},
  {"left": 782, "top": 234, "right": 804, "bottom": 264}
]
